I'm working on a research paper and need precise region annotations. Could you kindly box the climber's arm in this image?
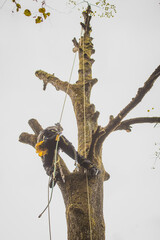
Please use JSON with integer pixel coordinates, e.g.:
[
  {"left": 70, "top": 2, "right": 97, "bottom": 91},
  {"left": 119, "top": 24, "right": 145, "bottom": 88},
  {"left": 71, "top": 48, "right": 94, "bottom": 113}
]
[
  {"left": 59, "top": 135, "right": 100, "bottom": 176},
  {"left": 59, "top": 135, "right": 77, "bottom": 160}
]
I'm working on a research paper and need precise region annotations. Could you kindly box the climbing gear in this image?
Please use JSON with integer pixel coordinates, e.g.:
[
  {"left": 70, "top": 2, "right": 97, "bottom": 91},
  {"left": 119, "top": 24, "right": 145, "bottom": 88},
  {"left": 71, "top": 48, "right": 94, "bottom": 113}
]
[{"left": 35, "top": 141, "right": 48, "bottom": 156}]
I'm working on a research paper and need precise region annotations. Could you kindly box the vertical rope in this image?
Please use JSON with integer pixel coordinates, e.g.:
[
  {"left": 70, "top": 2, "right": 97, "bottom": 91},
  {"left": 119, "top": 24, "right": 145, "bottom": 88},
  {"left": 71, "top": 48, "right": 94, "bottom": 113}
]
[
  {"left": 47, "top": 51, "right": 77, "bottom": 239},
  {"left": 39, "top": 24, "right": 93, "bottom": 240},
  {"left": 82, "top": 30, "right": 93, "bottom": 240},
  {"left": 59, "top": 52, "right": 77, "bottom": 124},
  {"left": 47, "top": 140, "right": 59, "bottom": 240},
  {"left": 48, "top": 177, "right": 52, "bottom": 240},
  {"left": 39, "top": 52, "right": 78, "bottom": 240}
]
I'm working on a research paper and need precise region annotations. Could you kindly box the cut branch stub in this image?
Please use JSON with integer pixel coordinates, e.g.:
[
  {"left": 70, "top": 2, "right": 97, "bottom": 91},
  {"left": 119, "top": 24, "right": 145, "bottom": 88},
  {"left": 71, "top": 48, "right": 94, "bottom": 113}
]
[
  {"left": 28, "top": 118, "right": 43, "bottom": 135},
  {"left": 19, "top": 132, "right": 37, "bottom": 147},
  {"left": 19, "top": 118, "right": 70, "bottom": 189},
  {"left": 72, "top": 37, "right": 79, "bottom": 53},
  {"left": 19, "top": 118, "right": 43, "bottom": 147}
]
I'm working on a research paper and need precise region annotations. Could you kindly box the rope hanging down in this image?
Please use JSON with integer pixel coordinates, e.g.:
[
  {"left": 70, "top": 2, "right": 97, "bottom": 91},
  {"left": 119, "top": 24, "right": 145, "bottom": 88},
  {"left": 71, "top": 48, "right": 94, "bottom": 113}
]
[
  {"left": 81, "top": 29, "right": 93, "bottom": 240},
  {"left": 39, "top": 24, "right": 93, "bottom": 240},
  {"left": 38, "top": 52, "right": 78, "bottom": 240}
]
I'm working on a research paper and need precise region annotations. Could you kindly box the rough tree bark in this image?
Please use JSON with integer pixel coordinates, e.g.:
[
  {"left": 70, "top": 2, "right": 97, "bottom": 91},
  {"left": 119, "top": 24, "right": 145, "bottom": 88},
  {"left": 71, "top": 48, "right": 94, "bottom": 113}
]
[{"left": 19, "top": 6, "right": 160, "bottom": 240}]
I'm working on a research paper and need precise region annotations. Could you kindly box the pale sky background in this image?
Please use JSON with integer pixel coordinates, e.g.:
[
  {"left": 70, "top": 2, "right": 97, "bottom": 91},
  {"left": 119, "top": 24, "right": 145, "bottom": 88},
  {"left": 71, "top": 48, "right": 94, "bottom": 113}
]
[{"left": 0, "top": 0, "right": 160, "bottom": 239}]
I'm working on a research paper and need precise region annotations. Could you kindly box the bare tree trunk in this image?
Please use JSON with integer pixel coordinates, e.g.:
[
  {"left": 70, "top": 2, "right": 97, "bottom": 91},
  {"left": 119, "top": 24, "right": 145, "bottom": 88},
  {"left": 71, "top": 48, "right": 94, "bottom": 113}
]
[
  {"left": 58, "top": 8, "right": 107, "bottom": 239},
  {"left": 59, "top": 168, "right": 105, "bottom": 240}
]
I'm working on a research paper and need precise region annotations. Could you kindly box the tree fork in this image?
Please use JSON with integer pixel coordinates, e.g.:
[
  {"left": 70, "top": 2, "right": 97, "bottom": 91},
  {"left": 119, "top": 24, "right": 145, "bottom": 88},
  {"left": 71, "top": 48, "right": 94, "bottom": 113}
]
[
  {"left": 19, "top": 6, "right": 110, "bottom": 240},
  {"left": 63, "top": 7, "right": 107, "bottom": 239}
]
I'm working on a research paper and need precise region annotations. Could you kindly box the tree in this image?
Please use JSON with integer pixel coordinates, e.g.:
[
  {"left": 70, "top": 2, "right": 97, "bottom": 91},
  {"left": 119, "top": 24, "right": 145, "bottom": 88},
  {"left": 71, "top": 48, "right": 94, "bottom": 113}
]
[{"left": 19, "top": 5, "right": 160, "bottom": 240}]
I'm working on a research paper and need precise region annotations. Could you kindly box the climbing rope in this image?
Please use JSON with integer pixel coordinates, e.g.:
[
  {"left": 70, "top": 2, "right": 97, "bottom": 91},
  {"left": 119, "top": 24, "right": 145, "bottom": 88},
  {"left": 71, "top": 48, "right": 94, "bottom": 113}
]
[
  {"left": 59, "top": 53, "right": 77, "bottom": 124},
  {"left": 38, "top": 51, "right": 78, "bottom": 240},
  {"left": 48, "top": 177, "right": 52, "bottom": 240},
  {"left": 81, "top": 29, "right": 93, "bottom": 240},
  {"left": 39, "top": 21, "right": 93, "bottom": 240}
]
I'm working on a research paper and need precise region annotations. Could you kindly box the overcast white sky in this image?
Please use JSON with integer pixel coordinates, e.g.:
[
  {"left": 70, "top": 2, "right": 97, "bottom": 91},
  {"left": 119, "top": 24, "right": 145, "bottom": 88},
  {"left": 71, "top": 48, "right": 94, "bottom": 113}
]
[{"left": 0, "top": 0, "right": 160, "bottom": 239}]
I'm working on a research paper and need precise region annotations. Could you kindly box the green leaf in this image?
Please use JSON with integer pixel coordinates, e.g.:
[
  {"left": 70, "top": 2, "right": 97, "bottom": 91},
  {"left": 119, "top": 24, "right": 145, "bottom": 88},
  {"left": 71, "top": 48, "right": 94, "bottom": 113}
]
[{"left": 24, "top": 9, "right": 31, "bottom": 17}]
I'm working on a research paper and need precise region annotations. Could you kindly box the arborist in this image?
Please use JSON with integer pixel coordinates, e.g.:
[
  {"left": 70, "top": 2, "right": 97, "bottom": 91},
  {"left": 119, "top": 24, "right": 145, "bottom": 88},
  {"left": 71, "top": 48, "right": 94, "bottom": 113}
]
[{"left": 35, "top": 123, "right": 100, "bottom": 187}]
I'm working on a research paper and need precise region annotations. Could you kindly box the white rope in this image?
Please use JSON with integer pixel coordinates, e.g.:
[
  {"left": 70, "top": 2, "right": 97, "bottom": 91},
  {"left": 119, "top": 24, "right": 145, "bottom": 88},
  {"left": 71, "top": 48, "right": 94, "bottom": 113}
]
[
  {"left": 39, "top": 24, "right": 93, "bottom": 240},
  {"left": 48, "top": 177, "right": 52, "bottom": 240},
  {"left": 81, "top": 29, "right": 93, "bottom": 240},
  {"left": 38, "top": 51, "right": 78, "bottom": 240},
  {"left": 59, "top": 52, "right": 77, "bottom": 124}
]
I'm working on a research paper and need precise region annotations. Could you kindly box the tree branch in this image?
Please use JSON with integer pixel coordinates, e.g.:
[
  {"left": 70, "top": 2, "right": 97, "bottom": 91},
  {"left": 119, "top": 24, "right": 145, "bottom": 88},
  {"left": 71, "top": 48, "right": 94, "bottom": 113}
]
[
  {"left": 35, "top": 70, "right": 71, "bottom": 93},
  {"left": 115, "top": 117, "right": 160, "bottom": 132},
  {"left": 28, "top": 118, "right": 43, "bottom": 135},
  {"left": 19, "top": 132, "right": 37, "bottom": 147},
  {"left": 19, "top": 118, "right": 70, "bottom": 176},
  {"left": 97, "top": 65, "right": 160, "bottom": 145}
]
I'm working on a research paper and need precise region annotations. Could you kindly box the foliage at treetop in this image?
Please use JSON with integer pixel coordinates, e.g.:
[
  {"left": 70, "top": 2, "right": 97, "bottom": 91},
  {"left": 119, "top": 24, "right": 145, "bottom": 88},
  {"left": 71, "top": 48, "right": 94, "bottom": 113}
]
[{"left": 10, "top": 0, "right": 116, "bottom": 23}]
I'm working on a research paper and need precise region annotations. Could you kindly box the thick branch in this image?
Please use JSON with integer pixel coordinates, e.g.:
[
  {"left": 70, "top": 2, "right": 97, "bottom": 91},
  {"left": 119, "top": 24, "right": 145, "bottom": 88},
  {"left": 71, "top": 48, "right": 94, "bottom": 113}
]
[
  {"left": 19, "top": 132, "right": 37, "bottom": 147},
  {"left": 72, "top": 37, "right": 79, "bottom": 53},
  {"left": 19, "top": 119, "right": 70, "bottom": 177},
  {"left": 19, "top": 119, "right": 43, "bottom": 146},
  {"left": 35, "top": 70, "right": 71, "bottom": 93},
  {"left": 98, "top": 65, "right": 160, "bottom": 144},
  {"left": 115, "top": 117, "right": 160, "bottom": 132},
  {"left": 28, "top": 118, "right": 43, "bottom": 135}
]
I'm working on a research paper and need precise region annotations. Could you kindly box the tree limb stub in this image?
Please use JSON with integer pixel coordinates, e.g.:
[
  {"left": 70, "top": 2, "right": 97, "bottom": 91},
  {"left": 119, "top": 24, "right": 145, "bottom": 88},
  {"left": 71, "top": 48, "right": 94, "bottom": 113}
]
[
  {"left": 28, "top": 118, "right": 43, "bottom": 135},
  {"left": 104, "top": 171, "right": 110, "bottom": 181},
  {"left": 19, "top": 132, "right": 37, "bottom": 147},
  {"left": 19, "top": 118, "right": 70, "bottom": 180},
  {"left": 35, "top": 70, "right": 70, "bottom": 93},
  {"left": 98, "top": 65, "right": 160, "bottom": 145},
  {"left": 72, "top": 37, "right": 79, "bottom": 53},
  {"left": 115, "top": 117, "right": 160, "bottom": 132},
  {"left": 19, "top": 118, "right": 43, "bottom": 146}
]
